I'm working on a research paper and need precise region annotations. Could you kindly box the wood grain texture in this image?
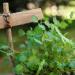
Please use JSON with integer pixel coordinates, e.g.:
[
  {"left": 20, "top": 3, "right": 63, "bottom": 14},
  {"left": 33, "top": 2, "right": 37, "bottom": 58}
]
[
  {"left": 0, "top": 15, "right": 6, "bottom": 29},
  {"left": 10, "top": 8, "right": 43, "bottom": 27},
  {"left": 0, "top": 8, "right": 43, "bottom": 29}
]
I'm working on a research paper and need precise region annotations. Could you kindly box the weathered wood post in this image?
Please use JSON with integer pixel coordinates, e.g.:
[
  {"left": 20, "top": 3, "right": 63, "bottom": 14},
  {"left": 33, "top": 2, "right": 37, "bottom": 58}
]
[
  {"left": 3, "top": 2, "right": 14, "bottom": 52},
  {"left": 3, "top": 3, "right": 15, "bottom": 75}
]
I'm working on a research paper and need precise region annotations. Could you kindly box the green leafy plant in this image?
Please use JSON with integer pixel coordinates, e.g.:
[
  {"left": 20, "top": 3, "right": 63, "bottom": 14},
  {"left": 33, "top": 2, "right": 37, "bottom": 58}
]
[
  {"left": 0, "top": 16, "right": 74, "bottom": 75},
  {"left": 14, "top": 17, "right": 75, "bottom": 75}
]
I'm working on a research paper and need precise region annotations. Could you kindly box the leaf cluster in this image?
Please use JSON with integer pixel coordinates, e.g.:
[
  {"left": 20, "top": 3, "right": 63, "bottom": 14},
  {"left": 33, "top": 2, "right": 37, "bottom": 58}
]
[{"left": 14, "top": 17, "right": 75, "bottom": 75}]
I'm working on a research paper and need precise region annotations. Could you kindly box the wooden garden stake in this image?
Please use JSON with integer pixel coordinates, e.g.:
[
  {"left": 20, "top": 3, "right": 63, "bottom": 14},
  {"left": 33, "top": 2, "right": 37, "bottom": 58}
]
[
  {"left": 3, "top": 2, "right": 14, "bottom": 53},
  {"left": 3, "top": 3, "right": 15, "bottom": 75}
]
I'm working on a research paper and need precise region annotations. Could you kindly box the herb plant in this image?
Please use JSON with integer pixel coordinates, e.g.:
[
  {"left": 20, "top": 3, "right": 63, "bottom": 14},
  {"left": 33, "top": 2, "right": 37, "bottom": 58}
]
[{"left": 14, "top": 17, "right": 75, "bottom": 75}]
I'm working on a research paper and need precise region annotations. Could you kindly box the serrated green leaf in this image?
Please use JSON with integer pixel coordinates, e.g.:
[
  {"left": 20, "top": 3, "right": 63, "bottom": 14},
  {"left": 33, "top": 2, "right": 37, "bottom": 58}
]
[
  {"left": 15, "top": 64, "right": 24, "bottom": 74},
  {"left": 32, "top": 16, "right": 38, "bottom": 22}
]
